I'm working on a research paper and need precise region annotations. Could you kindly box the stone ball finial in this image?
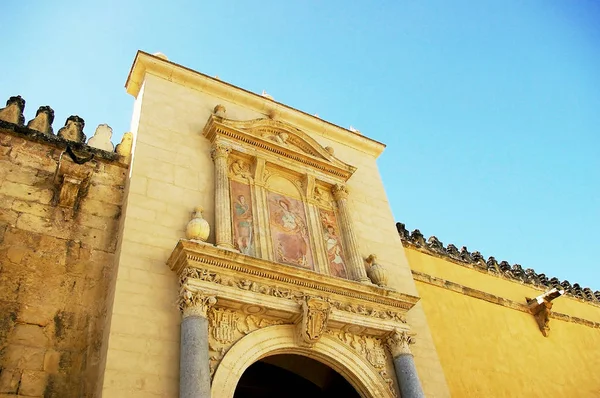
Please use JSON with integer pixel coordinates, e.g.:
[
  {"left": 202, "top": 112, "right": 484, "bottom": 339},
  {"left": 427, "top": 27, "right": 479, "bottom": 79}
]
[
  {"left": 88, "top": 124, "right": 115, "bottom": 152},
  {"left": 153, "top": 52, "right": 169, "bottom": 60},
  {"left": 213, "top": 104, "right": 226, "bottom": 117},
  {"left": 186, "top": 206, "right": 210, "bottom": 241},
  {"left": 26, "top": 106, "right": 55, "bottom": 135},
  {"left": 0, "top": 95, "right": 26, "bottom": 125},
  {"left": 58, "top": 115, "right": 86, "bottom": 143},
  {"left": 324, "top": 146, "right": 334, "bottom": 156},
  {"left": 266, "top": 108, "right": 279, "bottom": 119}
]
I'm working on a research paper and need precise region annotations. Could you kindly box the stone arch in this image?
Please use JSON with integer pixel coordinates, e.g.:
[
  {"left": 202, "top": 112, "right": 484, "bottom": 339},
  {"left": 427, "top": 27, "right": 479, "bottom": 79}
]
[{"left": 211, "top": 324, "right": 392, "bottom": 398}]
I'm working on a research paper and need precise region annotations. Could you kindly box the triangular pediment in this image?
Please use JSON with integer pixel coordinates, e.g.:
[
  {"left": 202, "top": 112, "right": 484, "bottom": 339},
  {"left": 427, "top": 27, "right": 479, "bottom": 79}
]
[{"left": 204, "top": 116, "right": 357, "bottom": 181}]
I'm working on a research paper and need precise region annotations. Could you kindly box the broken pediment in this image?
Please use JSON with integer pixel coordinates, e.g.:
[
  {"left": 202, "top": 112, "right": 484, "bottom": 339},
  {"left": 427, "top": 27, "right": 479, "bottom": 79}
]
[{"left": 203, "top": 115, "right": 356, "bottom": 181}]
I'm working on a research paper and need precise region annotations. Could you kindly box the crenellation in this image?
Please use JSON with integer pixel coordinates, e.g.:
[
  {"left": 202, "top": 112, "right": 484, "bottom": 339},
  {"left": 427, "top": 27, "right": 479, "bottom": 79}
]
[
  {"left": 27, "top": 106, "right": 55, "bottom": 135},
  {"left": 0, "top": 95, "right": 26, "bottom": 125},
  {"left": 399, "top": 222, "right": 600, "bottom": 304}
]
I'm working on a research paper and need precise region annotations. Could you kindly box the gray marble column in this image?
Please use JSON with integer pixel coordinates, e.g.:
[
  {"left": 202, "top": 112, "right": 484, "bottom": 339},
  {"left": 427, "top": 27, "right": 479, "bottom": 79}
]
[
  {"left": 331, "top": 184, "right": 370, "bottom": 283},
  {"left": 387, "top": 329, "right": 425, "bottom": 398},
  {"left": 210, "top": 141, "right": 235, "bottom": 249},
  {"left": 179, "top": 286, "right": 217, "bottom": 398}
]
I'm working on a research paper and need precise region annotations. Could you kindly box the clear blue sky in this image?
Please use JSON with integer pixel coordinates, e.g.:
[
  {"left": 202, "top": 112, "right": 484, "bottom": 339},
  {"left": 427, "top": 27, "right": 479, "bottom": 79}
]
[{"left": 2, "top": 1, "right": 599, "bottom": 290}]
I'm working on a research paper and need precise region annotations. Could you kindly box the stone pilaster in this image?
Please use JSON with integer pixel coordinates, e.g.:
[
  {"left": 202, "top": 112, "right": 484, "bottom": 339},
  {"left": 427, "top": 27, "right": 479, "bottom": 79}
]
[
  {"left": 331, "top": 184, "right": 370, "bottom": 283},
  {"left": 210, "top": 142, "right": 234, "bottom": 249},
  {"left": 386, "top": 329, "right": 424, "bottom": 398},
  {"left": 178, "top": 285, "right": 216, "bottom": 398}
]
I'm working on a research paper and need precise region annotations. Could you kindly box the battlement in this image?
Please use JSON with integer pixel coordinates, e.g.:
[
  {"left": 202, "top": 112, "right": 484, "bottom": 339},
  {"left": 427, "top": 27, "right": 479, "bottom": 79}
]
[
  {"left": 0, "top": 95, "right": 133, "bottom": 159},
  {"left": 396, "top": 222, "right": 600, "bottom": 305}
]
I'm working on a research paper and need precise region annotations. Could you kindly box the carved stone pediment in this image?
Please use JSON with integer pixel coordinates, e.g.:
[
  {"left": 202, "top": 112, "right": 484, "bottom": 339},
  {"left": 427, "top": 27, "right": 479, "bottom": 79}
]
[
  {"left": 167, "top": 240, "right": 419, "bottom": 337},
  {"left": 203, "top": 116, "right": 356, "bottom": 181}
]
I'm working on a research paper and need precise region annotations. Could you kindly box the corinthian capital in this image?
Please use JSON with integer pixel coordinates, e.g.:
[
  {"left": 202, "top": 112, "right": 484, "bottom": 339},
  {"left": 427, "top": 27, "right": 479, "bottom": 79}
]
[
  {"left": 178, "top": 284, "right": 217, "bottom": 318},
  {"left": 210, "top": 141, "right": 231, "bottom": 161},
  {"left": 386, "top": 329, "right": 415, "bottom": 357},
  {"left": 331, "top": 183, "right": 349, "bottom": 201}
]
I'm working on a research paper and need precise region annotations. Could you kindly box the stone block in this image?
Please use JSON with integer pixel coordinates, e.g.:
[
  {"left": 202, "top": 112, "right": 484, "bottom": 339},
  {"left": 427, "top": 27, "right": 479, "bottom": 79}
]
[
  {"left": 43, "top": 350, "right": 61, "bottom": 374},
  {"left": 0, "top": 208, "right": 18, "bottom": 224},
  {"left": 11, "top": 324, "right": 50, "bottom": 348},
  {"left": 1, "top": 345, "right": 45, "bottom": 370},
  {"left": 87, "top": 183, "right": 124, "bottom": 206},
  {"left": 17, "top": 305, "right": 56, "bottom": 327},
  {"left": 12, "top": 200, "right": 53, "bottom": 218},
  {"left": 19, "top": 370, "right": 48, "bottom": 396},
  {"left": 0, "top": 369, "right": 20, "bottom": 393},
  {"left": 1, "top": 181, "right": 54, "bottom": 204},
  {"left": 79, "top": 198, "right": 121, "bottom": 218}
]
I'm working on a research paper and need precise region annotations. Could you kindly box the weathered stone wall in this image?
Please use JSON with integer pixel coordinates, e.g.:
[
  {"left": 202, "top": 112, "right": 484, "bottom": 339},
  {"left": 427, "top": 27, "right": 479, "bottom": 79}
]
[{"left": 0, "top": 119, "right": 129, "bottom": 397}]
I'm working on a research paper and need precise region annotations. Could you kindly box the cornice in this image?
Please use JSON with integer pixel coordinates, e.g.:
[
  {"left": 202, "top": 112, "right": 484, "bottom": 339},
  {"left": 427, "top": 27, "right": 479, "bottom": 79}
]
[
  {"left": 203, "top": 115, "right": 356, "bottom": 182},
  {"left": 167, "top": 240, "right": 419, "bottom": 315},
  {"left": 125, "top": 51, "right": 386, "bottom": 158},
  {"left": 397, "top": 222, "right": 600, "bottom": 306}
]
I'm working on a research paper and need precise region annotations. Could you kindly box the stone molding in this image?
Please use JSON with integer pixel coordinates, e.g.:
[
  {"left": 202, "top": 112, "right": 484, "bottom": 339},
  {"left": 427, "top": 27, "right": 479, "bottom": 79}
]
[
  {"left": 168, "top": 240, "right": 418, "bottom": 336},
  {"left": 386, "top": 329, "right": 416, "bottom": 357},
  {"left": 397, "top": 222, "right": 600, "bottom": 305},
  {"left": 203, "top": 115, "right": 356, "bottom": 182},
  {"left": 412, "top": 270, "right": 600, "bottom": 330},
  {"left": 126, "top": 51, "right": 386, "bottom": 158}
]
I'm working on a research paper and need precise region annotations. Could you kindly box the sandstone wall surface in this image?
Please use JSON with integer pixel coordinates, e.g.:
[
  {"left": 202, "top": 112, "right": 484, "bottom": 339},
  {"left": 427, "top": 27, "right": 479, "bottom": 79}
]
[{"left": 0, "top": 120, "right": 128, "bottom": 398}]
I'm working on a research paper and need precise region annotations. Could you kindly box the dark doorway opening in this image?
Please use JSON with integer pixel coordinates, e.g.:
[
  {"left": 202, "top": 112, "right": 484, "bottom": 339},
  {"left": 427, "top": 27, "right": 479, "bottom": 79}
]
[{"left": 234, "top": 353, "right": 360, "bottom": 398}]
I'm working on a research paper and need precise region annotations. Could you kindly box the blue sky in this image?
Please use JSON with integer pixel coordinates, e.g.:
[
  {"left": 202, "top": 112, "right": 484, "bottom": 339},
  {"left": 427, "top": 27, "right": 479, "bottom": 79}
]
[{"left": 2, "top": 1, "right": 599, "bottom": 289}]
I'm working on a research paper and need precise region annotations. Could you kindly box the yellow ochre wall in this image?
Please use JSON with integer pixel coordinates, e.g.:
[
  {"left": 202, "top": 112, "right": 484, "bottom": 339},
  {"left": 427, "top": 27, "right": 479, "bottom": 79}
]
[{"left": 405, "top": 248, "right": 600, "bottom": 397}]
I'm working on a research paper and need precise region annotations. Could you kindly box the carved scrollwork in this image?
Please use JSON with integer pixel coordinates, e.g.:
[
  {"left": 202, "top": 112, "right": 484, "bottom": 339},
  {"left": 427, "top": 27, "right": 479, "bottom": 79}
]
[
  {"left": 331, "top": 183, "right": 349, "bottom": 201},
  {"left": 386, "top": 329, "right": 415, "bottom": 357},
  {"left": 178, "top": 284, "right": 217, "bottom": 318},
  {"left": 229, "top": 159, "right": 254, "bottom": 183}
]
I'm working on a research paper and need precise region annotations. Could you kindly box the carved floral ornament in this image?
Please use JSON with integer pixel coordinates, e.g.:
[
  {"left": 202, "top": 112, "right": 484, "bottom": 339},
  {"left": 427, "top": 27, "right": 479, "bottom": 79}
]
[
  {"left": 386, "top": 329, "right": 416, "bottom": 357},
  {"left": 178, "top": 284, "right": 217, "bottom": 318}
]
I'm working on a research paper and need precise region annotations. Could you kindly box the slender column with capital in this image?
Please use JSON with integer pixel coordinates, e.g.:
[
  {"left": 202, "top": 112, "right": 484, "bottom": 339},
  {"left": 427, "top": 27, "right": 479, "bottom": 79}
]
[
  {"left": 178, "top": 285, "right": 216, "bottom": 398},
  {"left": 386, "top": 329, "right": 425, "bottom": 398},
  {"left": 331, "top": 184, "right": 370, "bottom": 283},
  {"left": 210, "top": 142, "right": 234, "bottom": 249}
]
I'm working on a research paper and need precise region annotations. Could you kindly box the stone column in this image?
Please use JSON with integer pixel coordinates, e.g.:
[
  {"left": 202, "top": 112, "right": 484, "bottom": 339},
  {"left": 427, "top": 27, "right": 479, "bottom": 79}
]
[
  {"left": 386, "top": 329, "right": 425, "bottom": 398},
  {"left": 331, "top": 184, "right": 370, "bottom": 283},
  {"left": 210, "top": 142, "right": 234, "bottom": 249},
  {"left": 178, "top": 285, "right": 217, "bottom": 398}
]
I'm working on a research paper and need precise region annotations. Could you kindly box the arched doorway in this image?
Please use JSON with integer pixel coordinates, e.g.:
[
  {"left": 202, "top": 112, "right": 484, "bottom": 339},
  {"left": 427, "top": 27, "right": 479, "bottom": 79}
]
[
  {"left": 211, "top": 325, "right": 393, "bottom": 398},
  {"left": 234, "top": 354, "right": 360, "bottom": 398}
]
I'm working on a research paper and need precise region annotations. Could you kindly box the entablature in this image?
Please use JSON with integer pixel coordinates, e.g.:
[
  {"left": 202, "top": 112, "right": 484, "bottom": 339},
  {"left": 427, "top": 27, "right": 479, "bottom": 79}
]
[
  {"left": 203, "top": 115, "right": 356, "bottom": 182},
  {"left": 168, "top": 240, "right": 419, "bottom": 336}
]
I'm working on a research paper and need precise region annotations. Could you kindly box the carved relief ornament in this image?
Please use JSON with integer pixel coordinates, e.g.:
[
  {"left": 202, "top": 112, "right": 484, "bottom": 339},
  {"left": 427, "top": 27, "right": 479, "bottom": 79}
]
[
  {"left": 178, "top": 284, "right": 217, "bottom": 318},
  {"left": 209, "top": 307, "right": 239, "bottom": 343},
  {"left": 386, "top": 329, "right": 415, "bottom": 357},
  {"left": 210, "top": 141, "right": 231, "bottom": 161},
  {"left": 202, "top": 116, "right": 356, "bottom": 181},
  {"left": 331, "top": 183, "right": 349, "bottom": 201},
  {"left": 299, "top": 297, "right": 331, "bottom": 345}
]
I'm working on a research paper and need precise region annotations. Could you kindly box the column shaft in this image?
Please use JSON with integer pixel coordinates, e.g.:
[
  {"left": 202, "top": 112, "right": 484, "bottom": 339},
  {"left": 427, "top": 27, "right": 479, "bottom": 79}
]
[
  {"left": 211, "top": 143, "right": 234, "bottom": 249},
  {"left": 332, "top": 185, "right": 370, "bottom": 283},
  {"left": 180, "top": 316, "right": 211, "bottom": 398},
  {"left": 393, "top": 354, "right": 425, "bottom": 398}
]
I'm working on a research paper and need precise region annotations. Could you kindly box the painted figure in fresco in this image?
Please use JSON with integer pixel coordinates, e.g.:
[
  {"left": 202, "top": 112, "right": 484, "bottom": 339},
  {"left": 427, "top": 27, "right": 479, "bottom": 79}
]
[
  {"left": 233, "top": 195, "right": 254, "bottom": 255},
  {"left": 324, "top": 224, "right": 347, "bottom": 278},
  {"left": 270, "top": 197, "right": 310, "bottom": 267}
]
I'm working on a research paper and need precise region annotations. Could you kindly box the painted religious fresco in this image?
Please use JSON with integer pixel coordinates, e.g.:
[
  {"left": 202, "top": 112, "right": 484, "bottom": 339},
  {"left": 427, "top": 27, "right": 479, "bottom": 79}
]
[
  {"left": 318, "top": 209, "right": 348, "bottom": 279},
  {"left": 266, "top": 192, "right": 314, "bottom": 270},
  {"left": 230, "top": 180, "right": 255, "bottom": 256}
]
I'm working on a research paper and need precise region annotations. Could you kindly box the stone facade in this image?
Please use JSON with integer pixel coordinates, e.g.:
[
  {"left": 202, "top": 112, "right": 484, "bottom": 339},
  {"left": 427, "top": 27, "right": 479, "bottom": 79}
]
[
  {"left": 0, "top": 104, "right": 130, "bottom": 397},
  {"left": 1, "top": 51, "right": 598, "bottom": 398}
]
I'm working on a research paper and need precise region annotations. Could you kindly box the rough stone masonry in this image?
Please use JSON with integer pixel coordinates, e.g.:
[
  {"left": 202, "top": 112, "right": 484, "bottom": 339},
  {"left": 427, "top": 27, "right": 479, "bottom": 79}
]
[{"left": 0, "top": 96, "right": 131, "bottom": 398}]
